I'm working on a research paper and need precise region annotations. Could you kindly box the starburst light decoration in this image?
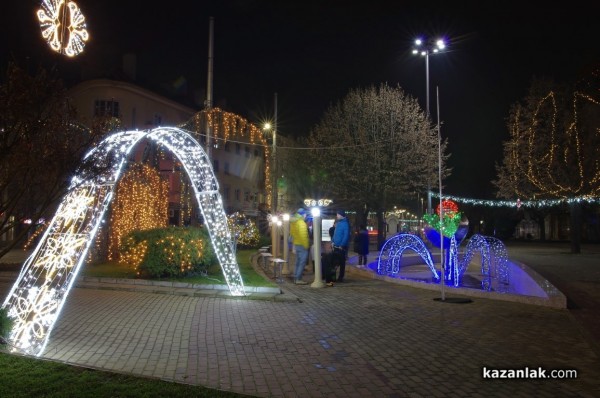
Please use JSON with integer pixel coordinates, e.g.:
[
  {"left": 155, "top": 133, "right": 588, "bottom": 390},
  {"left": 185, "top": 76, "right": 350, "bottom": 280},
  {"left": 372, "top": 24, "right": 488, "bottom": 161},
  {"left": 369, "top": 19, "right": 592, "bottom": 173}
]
[
  {"left": 2, "top": 127, "right": 244, "bottom": 356},
  {"left": 37, "top": 0, "right": 89, "bottom": 57}
]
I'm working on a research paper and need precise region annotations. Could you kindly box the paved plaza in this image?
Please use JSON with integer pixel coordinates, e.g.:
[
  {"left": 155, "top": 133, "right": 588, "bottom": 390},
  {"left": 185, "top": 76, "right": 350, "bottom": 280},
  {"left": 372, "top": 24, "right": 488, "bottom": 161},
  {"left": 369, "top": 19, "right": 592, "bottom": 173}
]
[{"left": 0, "top": 242, "right": 599, "bottom": 397}]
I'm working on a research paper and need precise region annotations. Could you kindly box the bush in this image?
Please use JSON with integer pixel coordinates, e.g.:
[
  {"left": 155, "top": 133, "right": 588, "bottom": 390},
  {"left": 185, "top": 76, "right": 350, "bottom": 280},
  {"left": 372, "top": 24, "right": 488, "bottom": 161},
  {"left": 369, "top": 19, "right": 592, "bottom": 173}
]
[
  {"left": 119, "top": 227, "right": 216, "bottom": 278},
  {"left": 0, "top": 307, "right": 13, "bottom": 349}
]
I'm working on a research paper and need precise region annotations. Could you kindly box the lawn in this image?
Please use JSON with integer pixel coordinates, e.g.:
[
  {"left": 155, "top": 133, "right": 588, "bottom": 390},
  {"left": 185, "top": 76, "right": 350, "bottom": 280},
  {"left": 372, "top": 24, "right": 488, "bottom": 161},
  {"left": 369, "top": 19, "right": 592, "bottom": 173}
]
[
  {"left": 81, "top": 248, "right": 277, "bottom": 288},
  {"left": 0, "top": 351, "right": 254, "bottom": 397}
]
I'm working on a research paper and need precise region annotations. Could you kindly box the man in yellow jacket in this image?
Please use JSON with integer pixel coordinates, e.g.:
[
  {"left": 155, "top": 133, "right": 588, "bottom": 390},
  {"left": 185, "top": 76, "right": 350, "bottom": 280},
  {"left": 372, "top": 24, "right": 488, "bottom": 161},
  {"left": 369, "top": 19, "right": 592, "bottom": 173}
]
[{"left": 290, "top": 208, "right": 310, "bottom": 284}]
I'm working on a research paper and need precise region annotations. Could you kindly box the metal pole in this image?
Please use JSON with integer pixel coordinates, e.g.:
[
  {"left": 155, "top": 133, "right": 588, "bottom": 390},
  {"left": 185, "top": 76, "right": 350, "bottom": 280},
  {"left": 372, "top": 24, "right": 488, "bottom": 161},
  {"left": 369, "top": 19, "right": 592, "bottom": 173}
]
[
  {"left": 437, "top": 86, "right": 445, "bottom": 301},
  {"left": 272, "top": 93, "right": 278, "bottom": 213},
  {"left": 426, "top": 51, "right": 432, "bottom": 215},
  {"left": 311, "top": 208, "right": 324, "bottom": 288},
  {"left": 205, "top": 17, "right": 214, "bottom": 159},
  {"left": 282, "top": 213, "right": 290, "bottom": 274}
]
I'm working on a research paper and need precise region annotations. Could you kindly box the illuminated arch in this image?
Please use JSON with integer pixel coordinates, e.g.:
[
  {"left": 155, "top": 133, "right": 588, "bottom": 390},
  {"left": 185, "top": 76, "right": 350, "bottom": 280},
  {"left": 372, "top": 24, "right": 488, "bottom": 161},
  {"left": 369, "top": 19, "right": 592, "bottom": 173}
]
[
  {"left": 377, "top": 233, "right": 439, "bottom": 279},
  {"left": 2, "top": 127, "right": 244, "bottom": 356}
]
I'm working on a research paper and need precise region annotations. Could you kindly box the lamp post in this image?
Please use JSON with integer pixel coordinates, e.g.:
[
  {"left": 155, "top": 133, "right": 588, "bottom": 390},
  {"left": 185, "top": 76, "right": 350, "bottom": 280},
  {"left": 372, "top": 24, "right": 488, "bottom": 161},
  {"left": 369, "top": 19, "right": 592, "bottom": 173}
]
[
  {"left": 270, "top": 215, "right": 278, "bottom": 257},
  {"left": 303, "top": 198, "right": 332, "bottom": 288},
  {"left": 310, "top": 207, "right": 324, "bottom": 288},
  {"left": 263, "top": 93, "right": 279, "bottom": 213},
  {"left": 282, "top": 213, "right": 291, "bottom": 274},
  {"left": 413, "top": 37, "right": 446, "bottom": 215}
]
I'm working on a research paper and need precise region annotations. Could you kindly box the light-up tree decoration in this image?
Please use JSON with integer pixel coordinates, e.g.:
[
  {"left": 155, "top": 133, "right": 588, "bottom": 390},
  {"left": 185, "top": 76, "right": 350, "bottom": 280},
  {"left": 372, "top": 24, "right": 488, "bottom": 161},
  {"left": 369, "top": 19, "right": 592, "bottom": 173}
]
[
  {"left": 108, "top": 163, "right": 169, "bottom": 260},
  {"left": 2, "top": 127, "right": 244, "bottom": 356},
  {"left": 37, "top": 0, "right": 89, "bottom": 57},
  {"left": 227, "top": 212, "right": 260, "bottom": 248},
  {"left": 495, "top": 75, "right": 600, "bottom": 253}
]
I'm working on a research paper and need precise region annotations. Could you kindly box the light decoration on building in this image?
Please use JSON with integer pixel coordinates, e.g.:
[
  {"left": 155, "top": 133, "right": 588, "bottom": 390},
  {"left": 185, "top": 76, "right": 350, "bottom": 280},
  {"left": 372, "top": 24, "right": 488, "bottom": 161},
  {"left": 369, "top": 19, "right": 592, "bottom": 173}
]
[
  {"left": 181, "top": 108, "right": 271, "bottom": 207},
  {"left": 430, "top": 192, "right": 600, "bottom": 208},
  {"left": 108, "top": 163, "right": 169, "bottom": 260},
  {"left": 2, "top": 127, "right": 244, "bottom": 356},
  {"left": 37, "top": 0, "right": 89, "bottom": 57}
]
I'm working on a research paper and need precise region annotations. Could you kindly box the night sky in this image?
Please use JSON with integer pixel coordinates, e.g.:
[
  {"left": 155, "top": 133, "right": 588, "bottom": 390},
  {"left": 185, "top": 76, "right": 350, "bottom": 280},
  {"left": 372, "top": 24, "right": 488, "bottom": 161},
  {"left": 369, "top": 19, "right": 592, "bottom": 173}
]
[{"left": 2, "top": 1, "right": 598, "bottom": 199}]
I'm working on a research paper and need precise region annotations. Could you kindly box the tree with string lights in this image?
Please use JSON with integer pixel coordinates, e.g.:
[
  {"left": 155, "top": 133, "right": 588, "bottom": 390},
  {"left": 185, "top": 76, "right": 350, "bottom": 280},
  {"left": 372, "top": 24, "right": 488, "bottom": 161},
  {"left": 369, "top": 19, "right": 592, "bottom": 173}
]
[
  {"left": 306, "top": 83, "right": 447, "bottom": 248},
  {"left": 0, "top": 63, "right": 106, "bottom": 257},
  {"left": 494, "top": 69, "right": 600, "bottom": 253}
]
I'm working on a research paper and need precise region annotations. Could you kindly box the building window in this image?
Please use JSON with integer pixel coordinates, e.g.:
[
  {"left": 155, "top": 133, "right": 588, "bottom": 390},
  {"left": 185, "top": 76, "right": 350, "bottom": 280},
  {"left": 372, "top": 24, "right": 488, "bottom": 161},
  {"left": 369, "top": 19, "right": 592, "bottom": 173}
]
[
  {"left": 235, "top": 188, "right": 241, "bottom": 201},
  {"left": 244, "top": 191, "right": 250, "bottom": 201},
  {"left": 254, "top": 148, "right": 260, "bottom": 157},
  {"left": 235, "top": 143, "right": 241, "bottom": 154},
  {"left": 223, "top": 186, "right": 230, "bottom": 200},
  {"left": 224, "top": 162, "right": 230, "bottom": 175},
  {"left": 224, "top": 142, "right": 231, "bottom": 152},
  {"left": 154, "top": 113, "right": 162, "bottom": 126},
  {"left": 213, "top": 159, "right": 219, "bottom": 173},
  {"left": 245, "top": 146, "right": 250, "bottom": 158},
  {"left": 94, "top": 99, "right": 120, "bottom": 117}
]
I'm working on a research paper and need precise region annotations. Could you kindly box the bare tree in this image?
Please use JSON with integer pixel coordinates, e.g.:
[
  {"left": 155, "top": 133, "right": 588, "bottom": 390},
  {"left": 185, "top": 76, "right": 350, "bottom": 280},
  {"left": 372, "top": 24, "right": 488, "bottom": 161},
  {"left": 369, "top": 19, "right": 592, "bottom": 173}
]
[
  {"left": 306, "top": 83, "right": 448, "bottom": 248},
  {"left": 0, "top": 63, "right": 105, "bottom": 257},
  {"left": 494, "top": 70, "right": 600, "bottom": 253}
]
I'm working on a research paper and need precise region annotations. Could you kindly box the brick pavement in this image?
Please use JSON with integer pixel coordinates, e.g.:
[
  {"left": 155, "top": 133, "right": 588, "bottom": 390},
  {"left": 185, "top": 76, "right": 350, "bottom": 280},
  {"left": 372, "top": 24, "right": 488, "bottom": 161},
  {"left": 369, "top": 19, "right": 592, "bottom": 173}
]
[{"left": 1, "top": 244, "right": 599, "bottom": 397}]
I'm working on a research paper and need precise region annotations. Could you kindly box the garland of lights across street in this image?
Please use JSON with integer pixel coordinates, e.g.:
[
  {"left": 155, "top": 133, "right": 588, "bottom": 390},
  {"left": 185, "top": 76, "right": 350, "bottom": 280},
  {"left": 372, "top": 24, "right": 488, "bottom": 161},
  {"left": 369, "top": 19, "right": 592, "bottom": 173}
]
[{"left": 2, "top": 127, "right": 245, "bottom": 356}]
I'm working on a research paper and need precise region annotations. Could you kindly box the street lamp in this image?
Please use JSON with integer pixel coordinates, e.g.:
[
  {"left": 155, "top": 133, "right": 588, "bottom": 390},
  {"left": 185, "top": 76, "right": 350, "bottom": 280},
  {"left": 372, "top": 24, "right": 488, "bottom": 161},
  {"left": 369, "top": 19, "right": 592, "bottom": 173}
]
[
  {"left": 310, "top": 207, "right": 324, "bottom": 288},
  {"left": 263, "top": 93, "right": 278, "bottom": 213},
  {"left": 270, "top": 215, "right": 279, "bottom": 257},
  {"left": 303, "top": 198, "right": 332, "bottom": 288},
  {"left": 282, "top": 213, "right": 291, "bottom": 275},
  {"left": 412, "top": 36, "right": 446, "bottom": 215}
]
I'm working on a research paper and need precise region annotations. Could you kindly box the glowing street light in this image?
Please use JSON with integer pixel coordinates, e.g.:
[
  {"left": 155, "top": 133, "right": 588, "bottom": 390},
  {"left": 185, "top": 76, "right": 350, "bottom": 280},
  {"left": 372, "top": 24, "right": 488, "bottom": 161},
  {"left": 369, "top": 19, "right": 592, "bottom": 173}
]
[{"left": 412, "top": 36, "right": 447, "bottom": 215}]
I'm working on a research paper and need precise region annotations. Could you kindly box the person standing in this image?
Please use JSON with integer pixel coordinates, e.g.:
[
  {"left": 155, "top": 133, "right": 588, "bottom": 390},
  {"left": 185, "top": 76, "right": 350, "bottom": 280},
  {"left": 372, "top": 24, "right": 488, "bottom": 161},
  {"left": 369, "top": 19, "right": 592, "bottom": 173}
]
[
  {"left": 355, "top": 225, "right": 370, "bottom": 266},
  {"left": 290, "top": 208, "right": 309, "bottom": 284},
  {"left": 332, "top": 209, "right": 350, "bottom": 282}
]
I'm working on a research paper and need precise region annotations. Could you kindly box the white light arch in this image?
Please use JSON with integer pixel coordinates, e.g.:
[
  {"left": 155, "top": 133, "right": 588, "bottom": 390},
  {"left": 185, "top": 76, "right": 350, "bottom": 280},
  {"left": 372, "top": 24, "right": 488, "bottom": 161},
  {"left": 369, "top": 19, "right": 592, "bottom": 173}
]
[{"left": 2, "top": 127, "right": 245, "bottom": 356}]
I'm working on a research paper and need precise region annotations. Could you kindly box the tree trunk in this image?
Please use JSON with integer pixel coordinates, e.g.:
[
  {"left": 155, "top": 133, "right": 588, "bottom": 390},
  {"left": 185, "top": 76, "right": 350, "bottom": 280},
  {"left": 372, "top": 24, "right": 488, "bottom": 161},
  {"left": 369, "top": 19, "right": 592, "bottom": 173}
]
[
  {"left": 537, "top": 214, "right": 546, "bottom": 241},
  {"left": 376, "top": 210, "right": 386, "bottom": 250},
  {"left": 569, "top": 202, "right": 582, "bottom": 254}
]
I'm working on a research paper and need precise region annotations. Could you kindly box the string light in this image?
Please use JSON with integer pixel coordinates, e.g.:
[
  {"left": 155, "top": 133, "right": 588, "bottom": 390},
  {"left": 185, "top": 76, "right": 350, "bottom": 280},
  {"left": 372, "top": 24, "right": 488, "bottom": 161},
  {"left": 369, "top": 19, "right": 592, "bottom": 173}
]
[
  {"left": 2, "top": 127, "right": 245, "bottom": 356},
  {"left": 430, "top": 192, "right": 600, "bottom": 208},
  {"left": 108, "top": 164, "right": 169, "bottom": 261},
  {"left": 227, "top": 212, "right": 260, "bottom": 247},
  {"left": 181, "top": 108, "right": 272, "bottom": 208},
  {"left": 503, "top": 91, "right": 600, "bottom": 199}
]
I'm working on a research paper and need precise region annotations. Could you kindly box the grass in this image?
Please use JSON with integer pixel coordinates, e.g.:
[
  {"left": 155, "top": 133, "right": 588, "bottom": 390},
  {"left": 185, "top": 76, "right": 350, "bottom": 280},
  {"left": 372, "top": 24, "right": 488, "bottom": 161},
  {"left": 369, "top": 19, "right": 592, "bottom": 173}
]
[
  {"left": 81, "top": 248, "right": 278, "bottom": 288},
  {"left": 0, "top": 351, "right": 254, "bottom": 397}
]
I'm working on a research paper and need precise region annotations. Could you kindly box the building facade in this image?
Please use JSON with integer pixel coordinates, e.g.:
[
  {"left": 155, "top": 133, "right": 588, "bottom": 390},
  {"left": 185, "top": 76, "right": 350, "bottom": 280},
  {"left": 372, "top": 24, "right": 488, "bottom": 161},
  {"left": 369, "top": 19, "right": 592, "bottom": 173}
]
[{"left": 68, "top": 79, "right": 268, "bottom": 223}]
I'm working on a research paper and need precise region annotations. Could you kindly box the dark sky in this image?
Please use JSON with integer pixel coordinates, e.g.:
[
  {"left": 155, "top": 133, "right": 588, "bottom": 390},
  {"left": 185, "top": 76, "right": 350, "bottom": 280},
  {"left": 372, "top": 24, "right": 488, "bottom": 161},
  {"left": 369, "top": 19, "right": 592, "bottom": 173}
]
[{"left": 2, "top": 1, "right": 599, "bottom": 199}]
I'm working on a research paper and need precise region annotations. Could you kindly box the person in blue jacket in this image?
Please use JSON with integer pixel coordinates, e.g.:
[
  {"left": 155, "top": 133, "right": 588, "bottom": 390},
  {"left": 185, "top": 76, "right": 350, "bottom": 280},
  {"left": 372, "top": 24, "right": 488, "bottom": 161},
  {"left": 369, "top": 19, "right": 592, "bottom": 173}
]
[{"left": 331, "top": 209, "right": 350, "bottom": 282}]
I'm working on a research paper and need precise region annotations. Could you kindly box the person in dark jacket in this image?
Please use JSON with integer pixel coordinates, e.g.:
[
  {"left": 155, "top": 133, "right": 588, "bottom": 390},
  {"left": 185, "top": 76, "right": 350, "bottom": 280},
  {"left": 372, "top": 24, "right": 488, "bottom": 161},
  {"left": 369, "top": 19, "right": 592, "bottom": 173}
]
[{"left": 354, "top": 225, "right": 370, "bottom": 266}]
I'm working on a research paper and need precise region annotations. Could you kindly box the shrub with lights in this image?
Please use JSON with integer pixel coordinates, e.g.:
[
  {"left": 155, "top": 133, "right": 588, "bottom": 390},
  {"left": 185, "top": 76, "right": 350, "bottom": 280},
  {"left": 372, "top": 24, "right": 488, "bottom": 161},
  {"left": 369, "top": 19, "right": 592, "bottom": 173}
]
[
  {"left": 227, "top": 212, "right": 260, "bottom": 248},
  {"left": 120, "top": 226, "right": 216, "bottom": 278}
]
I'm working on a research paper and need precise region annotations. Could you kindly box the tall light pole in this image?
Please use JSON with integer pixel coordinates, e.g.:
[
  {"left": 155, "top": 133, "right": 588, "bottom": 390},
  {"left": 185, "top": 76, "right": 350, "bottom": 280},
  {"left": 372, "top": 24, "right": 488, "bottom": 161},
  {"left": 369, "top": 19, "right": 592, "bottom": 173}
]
[
  {"left": 413, "top": 37, "right": 446, "bottom": 214},
  {"left": 272, "top": 93, "right": 278, "bottom": 213}
]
